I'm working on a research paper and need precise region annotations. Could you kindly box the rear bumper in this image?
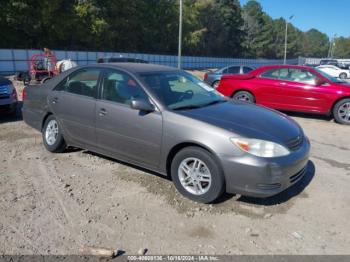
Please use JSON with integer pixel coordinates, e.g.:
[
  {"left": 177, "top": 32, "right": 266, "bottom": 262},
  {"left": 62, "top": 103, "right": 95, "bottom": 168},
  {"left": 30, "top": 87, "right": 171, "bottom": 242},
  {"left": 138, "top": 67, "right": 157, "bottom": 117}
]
[
  {"left": 219, "top": 137, "right": 311, "bottom": 198},
  {"left": 21, "top": 106, "right": 42, "bottom": 131}
]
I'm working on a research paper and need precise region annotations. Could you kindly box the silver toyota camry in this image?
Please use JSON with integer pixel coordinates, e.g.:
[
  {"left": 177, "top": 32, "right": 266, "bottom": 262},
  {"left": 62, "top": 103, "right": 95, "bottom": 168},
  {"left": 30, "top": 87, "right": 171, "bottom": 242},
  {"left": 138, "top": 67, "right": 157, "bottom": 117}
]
[{"left": 22, "top": 63, "right": 310, "bottom": 203}]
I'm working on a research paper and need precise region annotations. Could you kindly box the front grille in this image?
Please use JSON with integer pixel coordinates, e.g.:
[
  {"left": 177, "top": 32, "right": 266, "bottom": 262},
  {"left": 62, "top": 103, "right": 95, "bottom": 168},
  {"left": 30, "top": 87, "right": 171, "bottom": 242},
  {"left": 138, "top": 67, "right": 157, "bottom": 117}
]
[
  {"left": 289, "top": 166, "right": 307, "bottom": 184},
  {"left": 286, "top": 135, "right": 303, "bottom": 151},
  {"left": 0, "top": 85, "right": 8, "bottom": 95}
]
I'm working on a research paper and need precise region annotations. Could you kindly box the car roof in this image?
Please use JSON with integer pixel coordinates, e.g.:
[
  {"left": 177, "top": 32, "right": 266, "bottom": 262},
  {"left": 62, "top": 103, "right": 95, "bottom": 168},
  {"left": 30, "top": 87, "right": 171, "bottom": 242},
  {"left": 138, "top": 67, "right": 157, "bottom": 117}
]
[
  {"left": 255, "top": 64, "right": 312, "bottom": 71},
  {"left": 85, "top": 62, "right": 177, "bottom": 74}
]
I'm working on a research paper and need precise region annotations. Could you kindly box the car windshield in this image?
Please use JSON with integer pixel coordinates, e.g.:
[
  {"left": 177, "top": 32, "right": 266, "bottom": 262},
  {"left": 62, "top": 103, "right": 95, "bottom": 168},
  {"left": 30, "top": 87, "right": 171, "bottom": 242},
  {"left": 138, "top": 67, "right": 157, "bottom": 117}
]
[
  {"left": 315, "top": 68, "right": 346, "bottom": 83},
  {"left": 140, "top": 71, "right": 226, "bottom": 110}
]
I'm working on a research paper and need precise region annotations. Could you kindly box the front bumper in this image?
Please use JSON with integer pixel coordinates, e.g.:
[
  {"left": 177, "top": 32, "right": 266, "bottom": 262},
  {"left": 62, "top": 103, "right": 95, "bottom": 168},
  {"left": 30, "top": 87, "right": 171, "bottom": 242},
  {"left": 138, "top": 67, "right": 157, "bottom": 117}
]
[
  {"left": 0, "top": 96, "right": 17, "bottom": 113},
  {"left": 219, "top": 137, "right": 311, "bottom": 198}
]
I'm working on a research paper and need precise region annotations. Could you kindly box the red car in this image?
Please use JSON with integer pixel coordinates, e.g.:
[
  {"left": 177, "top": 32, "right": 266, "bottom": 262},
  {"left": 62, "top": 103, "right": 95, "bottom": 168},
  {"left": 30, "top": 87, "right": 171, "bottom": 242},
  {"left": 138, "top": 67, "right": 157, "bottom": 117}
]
[{"left": 217, "top": 65, "right": 350, "bottom": 125}]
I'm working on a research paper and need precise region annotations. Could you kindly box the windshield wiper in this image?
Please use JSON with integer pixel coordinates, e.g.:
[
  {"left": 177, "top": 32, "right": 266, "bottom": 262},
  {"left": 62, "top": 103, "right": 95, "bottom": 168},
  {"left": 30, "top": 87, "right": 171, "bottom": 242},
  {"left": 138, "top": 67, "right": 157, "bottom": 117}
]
[
  {"left": 198, "top": 99, "right": 226, "bottom": 107},
  {"left": 172, "top": 99, "right": 226, "bottom": 111},
  {"left": 172, "top": 105, "right": 202, "bottom": 111}
]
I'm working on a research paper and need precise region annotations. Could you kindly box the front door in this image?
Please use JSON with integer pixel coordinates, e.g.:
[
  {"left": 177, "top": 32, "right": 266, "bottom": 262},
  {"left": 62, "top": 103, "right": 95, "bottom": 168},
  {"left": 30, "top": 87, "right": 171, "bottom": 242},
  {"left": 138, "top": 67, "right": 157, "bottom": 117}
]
[
  {"left": 274, "top": 68, "right": 331, "bottom": 113},
  {"left": 95, "top": 69, "right": 162, "bottom": 168}
]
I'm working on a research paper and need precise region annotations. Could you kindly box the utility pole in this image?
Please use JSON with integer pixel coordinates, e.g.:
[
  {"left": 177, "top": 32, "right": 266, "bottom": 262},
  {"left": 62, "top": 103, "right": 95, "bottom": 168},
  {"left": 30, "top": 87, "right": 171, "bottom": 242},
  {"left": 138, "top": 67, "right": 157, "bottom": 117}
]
[
  {"left": 177, "top": 0, "right": 183, "bottom": 69},
  {"left": 283, "top": 15, "right": 294, "bottom": 64},
  {"left": 328, "top": 34, "right": 337, "bottom": 58}
]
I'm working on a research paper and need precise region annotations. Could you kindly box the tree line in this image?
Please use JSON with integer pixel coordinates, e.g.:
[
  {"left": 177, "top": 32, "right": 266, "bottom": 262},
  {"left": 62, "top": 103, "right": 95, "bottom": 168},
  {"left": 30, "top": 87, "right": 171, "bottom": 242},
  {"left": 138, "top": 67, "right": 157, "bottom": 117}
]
[{"left": 0, "top": 0, "right": 349, "bottom": 59}]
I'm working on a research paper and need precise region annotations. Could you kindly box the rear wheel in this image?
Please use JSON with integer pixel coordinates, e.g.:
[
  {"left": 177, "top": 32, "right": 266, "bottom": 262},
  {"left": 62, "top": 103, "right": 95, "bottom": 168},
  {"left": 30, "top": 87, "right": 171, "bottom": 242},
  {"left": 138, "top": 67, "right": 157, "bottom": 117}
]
[
  {"left": 42, "top": 115, "right": 67, "bottom": 152},
  {"left": 170, "top": 147, "right": 225, "bottom": 203},
  {"left": 232, "top": 91, "right": 255, "bottom": 103},
  {"left": 339, "top": 73, "right": 347, "bottom": 79},
  {"left": 333, "top": 98, "right": 350, "bottom": 125}
]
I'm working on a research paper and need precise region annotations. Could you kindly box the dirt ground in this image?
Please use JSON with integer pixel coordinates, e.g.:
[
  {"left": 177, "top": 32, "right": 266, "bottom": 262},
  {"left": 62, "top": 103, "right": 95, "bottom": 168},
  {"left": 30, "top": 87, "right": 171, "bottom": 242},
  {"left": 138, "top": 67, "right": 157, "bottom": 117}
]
[{"left": 0, "top": 77, "right": 350, "bottom": 256}]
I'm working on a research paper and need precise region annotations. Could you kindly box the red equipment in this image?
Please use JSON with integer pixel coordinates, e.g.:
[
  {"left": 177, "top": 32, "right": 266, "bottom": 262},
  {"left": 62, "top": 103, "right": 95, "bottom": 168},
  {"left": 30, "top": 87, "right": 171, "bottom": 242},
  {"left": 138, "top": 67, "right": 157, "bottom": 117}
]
[{"left": 26, "top": 53, "right": 58, "bottom": 84}]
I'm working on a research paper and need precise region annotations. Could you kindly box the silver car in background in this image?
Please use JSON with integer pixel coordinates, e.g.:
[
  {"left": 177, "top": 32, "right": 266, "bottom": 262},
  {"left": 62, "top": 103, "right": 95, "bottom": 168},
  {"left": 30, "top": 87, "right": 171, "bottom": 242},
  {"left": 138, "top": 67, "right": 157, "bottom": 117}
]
[
  {"left": 204, "top": 65, "right": 255, "bottom": 88},
  {"left": 22, "top": 63, "right": 310, "bottom": 203}
]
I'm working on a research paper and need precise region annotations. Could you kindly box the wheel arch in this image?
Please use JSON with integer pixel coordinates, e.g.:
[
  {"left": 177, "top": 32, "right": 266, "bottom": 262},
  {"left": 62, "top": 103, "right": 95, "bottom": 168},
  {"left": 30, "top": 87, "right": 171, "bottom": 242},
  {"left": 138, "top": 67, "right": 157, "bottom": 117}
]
[
  {"left": 330, "top": 96, "right": 350, "bottom": 116},
  {"left": 41, "top": 112, "right": 53, "bottom": 131},
  {"left": 165, "top": 142, "right": 221, "bottom": 179},
  {"left": 231, "top": 89, "right": 256, "bottom": 102}
]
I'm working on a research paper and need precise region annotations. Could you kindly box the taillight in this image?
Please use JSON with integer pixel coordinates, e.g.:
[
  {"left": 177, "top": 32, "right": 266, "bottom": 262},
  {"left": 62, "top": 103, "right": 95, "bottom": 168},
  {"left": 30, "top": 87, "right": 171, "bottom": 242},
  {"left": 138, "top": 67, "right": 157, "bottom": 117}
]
[
  {"left": 22, "top": 88, "right": 27, "bottom": 101},
  {"left": 204, "top": 73, "right": 208, "bottom": 80}
]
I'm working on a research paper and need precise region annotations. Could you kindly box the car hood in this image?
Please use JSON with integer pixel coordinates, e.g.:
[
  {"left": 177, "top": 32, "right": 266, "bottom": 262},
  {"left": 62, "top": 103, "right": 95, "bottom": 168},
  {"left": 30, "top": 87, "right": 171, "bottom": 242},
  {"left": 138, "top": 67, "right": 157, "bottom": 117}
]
[
  {"left": 178, "top": 101, "right": 302, "bottom": 144},
  {"left": 334, "top": 82, "right": 350, "bottom": 88}
]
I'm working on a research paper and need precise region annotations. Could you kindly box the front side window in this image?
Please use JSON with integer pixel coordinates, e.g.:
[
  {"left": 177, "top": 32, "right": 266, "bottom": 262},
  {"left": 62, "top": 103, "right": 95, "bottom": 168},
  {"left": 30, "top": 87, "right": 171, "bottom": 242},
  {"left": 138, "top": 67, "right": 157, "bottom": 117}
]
[
  {"left": 285, "top": 69, "right": 317, "bottom": 85},
  {"left": 243, "top": 67, "right": 253, "bottom": 74},
  {"left": 102, "top": 70, "right": 148, "bottom": 105},
  {"left": 141, "top": 71, "right": 225, "bottom": 110},
  {"left": 227, "top": 66, "right": 240, "bottom": 74}
]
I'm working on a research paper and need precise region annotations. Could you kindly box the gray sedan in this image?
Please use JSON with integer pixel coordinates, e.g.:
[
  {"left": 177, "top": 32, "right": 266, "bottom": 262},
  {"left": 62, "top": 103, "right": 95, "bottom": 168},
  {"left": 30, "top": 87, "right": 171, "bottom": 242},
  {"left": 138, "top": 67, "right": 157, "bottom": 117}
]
[
  {"left": 22, "top": 63, "right": 310, "bottom": 203},
  {"left": 204, "top": 65, "right": 255, "bottom": 88}
]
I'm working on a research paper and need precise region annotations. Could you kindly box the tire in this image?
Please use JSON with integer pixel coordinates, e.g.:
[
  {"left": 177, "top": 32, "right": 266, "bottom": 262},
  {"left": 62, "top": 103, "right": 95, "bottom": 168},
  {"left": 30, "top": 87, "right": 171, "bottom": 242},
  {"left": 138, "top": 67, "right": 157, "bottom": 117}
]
[
  {"left": 9, "top": 103, "right": 17, "bottom": 117},
  {"left": 41, "top": 77, "right": 51, "bottom": 84},
  {"left": 42, "top": 115, "right": 67, "bottom": 152},
  {"left": 339, "top": 73, "right": 347, "bottom": 79},
  {"left": 333, "top": 98, "right": 350, "bottom": 125},
  {"left": 212, "top": 80, "right": 220, "bottom": 89},
  {"left": 232, "top": 91, "right": 255, "bottom": 103},
  {"left": 170, "top": 147, "right": 225, "bottom": 203}
]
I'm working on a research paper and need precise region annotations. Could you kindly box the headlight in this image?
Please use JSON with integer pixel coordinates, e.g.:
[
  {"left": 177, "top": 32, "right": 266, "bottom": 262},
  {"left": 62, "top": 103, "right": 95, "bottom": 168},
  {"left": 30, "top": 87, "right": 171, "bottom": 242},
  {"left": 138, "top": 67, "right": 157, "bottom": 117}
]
[
  {"left": 4, "top": 84, "right": 14, "bottom": 95},
  {"left": 230, "top": 138, "right": 290, "bottom": 158}
]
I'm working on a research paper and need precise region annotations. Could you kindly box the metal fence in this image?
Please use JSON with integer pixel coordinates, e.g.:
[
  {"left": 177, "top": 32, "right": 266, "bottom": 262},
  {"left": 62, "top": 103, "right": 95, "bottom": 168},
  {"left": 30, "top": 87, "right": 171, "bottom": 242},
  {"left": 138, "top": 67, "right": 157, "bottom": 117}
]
[{"left": 0, "top": 48, "right": 301, "bottom": 75}]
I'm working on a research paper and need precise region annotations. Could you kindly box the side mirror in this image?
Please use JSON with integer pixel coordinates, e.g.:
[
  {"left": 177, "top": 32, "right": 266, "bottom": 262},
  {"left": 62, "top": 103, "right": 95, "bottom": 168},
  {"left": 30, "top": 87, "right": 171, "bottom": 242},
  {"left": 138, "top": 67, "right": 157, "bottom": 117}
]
[
  {"left": 130, "top": 97, "right": 155, "bottom": 112},
  {"left": 315, "top": 77, "right": 327, "bottom": 86}
]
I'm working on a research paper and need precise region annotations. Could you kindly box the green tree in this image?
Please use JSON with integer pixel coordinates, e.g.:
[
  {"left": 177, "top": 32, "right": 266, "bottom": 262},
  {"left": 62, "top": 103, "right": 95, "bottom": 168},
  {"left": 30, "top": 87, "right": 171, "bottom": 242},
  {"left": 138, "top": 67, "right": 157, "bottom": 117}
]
[
  {"left": 333, "top": 37, "right": 350, "bottom": 58},
  {"left": 302, "top": 29, "right": 329, "bottom": 57}
]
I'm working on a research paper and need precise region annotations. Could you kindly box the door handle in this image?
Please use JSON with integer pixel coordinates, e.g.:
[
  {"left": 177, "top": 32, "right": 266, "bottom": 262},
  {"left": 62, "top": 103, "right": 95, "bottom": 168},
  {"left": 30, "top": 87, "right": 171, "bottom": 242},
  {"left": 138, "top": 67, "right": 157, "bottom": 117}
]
[
  {"left": 52, "top": 97, "right": 59, "bottom": 104},
  {"left": 279, "top": 82, "right": 287, "bottom": 86},
  {"left": 99, "top": 108, "right": 107, "bottom": 116}
]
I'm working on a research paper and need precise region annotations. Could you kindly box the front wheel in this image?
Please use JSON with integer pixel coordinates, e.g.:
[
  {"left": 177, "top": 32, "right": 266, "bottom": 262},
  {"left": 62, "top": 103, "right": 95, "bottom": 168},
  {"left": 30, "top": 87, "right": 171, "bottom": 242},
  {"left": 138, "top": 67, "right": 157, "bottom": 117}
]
[
  {"left": 42, "top": 115, "right": 67, "bottom": 152},
  {"left": 333, "top": 99, "right": 350, "bottom": 125},
  {"left": 339, "top": 73, "right": 347, "bottom": 79},
  {"left": 232, "top": 91, "right": 255, "bottom": 103},
  {"left": 170, "top": 147, "right": 225, "bottom": 203},
  {"left": 212, "top": 80, "right": 220, "bottom": 89}
]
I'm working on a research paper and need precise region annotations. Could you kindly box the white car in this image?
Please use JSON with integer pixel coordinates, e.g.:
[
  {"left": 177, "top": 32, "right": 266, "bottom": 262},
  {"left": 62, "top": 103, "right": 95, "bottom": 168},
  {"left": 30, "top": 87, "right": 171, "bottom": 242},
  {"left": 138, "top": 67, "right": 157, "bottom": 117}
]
[{"left": 316, "top": 65, "right": 349, "bottom": 79}]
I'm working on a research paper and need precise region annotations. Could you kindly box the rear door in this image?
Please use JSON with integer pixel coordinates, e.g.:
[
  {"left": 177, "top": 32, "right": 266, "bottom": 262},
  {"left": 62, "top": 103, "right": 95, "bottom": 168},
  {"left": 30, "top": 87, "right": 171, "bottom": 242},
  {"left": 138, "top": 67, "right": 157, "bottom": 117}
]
[
  {"left": 252, "top": 68, "right": 283, "bottom": 107},
  {"left": 49, "top": 68, "right": 101, "bottom": 147},
  {"left": 95, "top": 69, "right": 162, "bottom": 168}
]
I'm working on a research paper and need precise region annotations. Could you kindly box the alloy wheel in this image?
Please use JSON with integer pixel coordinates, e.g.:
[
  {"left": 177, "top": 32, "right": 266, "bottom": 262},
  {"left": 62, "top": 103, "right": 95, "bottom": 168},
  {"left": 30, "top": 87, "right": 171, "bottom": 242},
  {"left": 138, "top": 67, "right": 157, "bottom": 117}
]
[
  {"left": 338, "top": 102, "right": 350, "bottom": 123},
  {"left": 178, "top": 157, "right": 212, "bottom": 195},
  {"left": 45, "top": 119, "right": 59, "bottom": 146}
]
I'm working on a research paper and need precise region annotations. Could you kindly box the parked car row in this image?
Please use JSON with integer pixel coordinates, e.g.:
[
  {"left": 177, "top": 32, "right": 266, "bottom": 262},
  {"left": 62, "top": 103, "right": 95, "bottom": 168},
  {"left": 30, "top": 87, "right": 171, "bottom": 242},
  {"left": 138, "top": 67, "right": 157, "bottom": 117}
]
[
  {"left": 203, "top": 65, "right": 255, "bottom": 88},
  {"left": 316, "top": 64, "right": 349, "bottom": 79},
  {"left": 217, "top": 65, "right": 350, "bottom": 125},
  {"left": 22, "top": 63, "right": 311, "bottom": 203}
]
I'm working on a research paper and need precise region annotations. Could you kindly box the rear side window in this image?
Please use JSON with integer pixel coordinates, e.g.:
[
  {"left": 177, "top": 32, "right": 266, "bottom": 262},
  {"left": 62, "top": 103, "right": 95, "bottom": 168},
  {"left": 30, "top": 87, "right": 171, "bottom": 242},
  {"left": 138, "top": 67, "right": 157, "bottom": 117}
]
[
  {"left": 101, "top": 70, "right": 148, "bottom": 105},
  {"left": 55, "top": 69, "right": 100, "bottom": 98},
  {"left": 260, "top": 69, "right": 280, "bottom": 79}
]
